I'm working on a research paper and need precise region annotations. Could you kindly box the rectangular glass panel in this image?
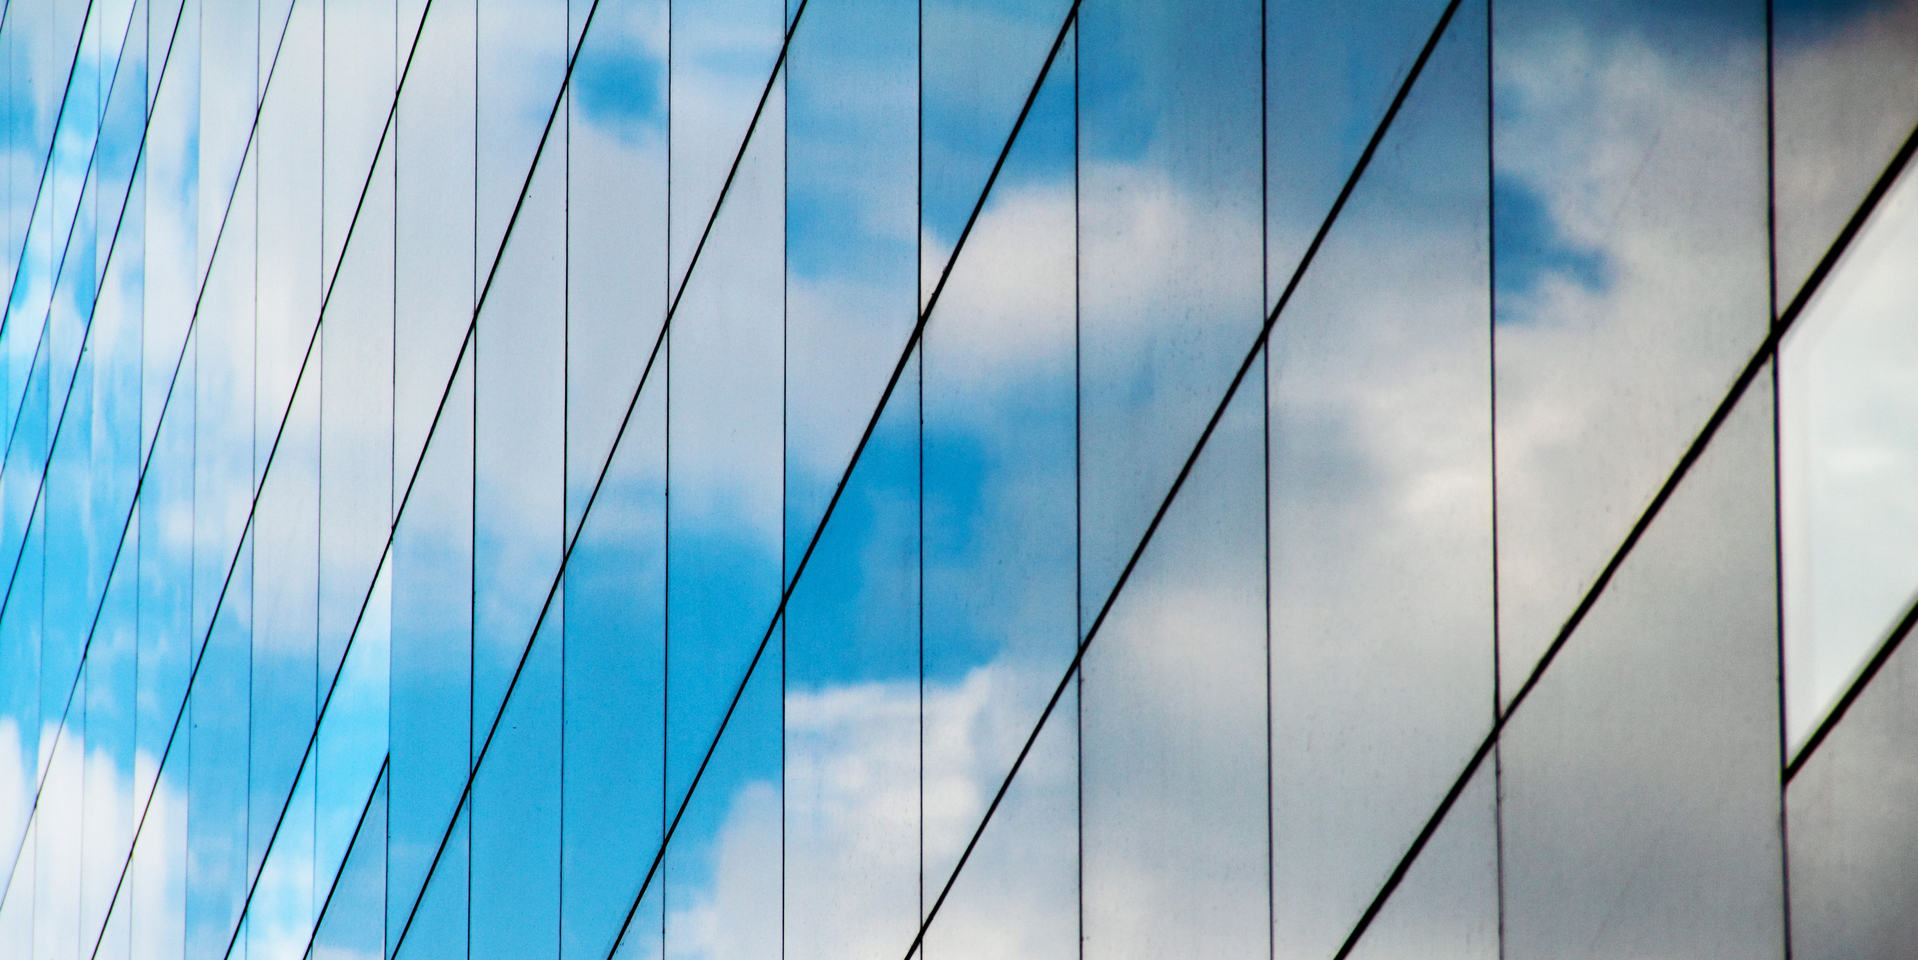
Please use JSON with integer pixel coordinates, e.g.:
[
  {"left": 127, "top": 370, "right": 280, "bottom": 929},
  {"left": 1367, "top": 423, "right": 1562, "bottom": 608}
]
[
  {"left": 918, "top": 17, "right": 1076, "bottom": 958},
  {"left": 1490, "top": 0, "right": 1770, "bottom": 701},
  {"left": 1779, "top": 161, "right": 1918, "bottom": 748},
  {"left": 1266, "top": 4, "right": 1493, "bottom": 955},
  {"left": 1498, "top": 374, "right": 1783, "bottom": 960}
]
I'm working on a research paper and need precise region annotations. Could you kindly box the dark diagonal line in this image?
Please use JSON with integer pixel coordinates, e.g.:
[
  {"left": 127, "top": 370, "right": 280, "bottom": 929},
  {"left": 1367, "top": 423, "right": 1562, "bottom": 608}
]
[
  {"left": 1330, "top": 112, "right": 1918, "bottom": 960},
  {"left": 603, "top": 3, "right": 1083, "bottom": 957},
  {"left": 905, "top": 2, "right": 1462, "bottom": 958},
  {"left": 387, "top": 2, "right": 817, "bottom": 955},
  {"left": 0, "top": 0, "right": 101, "bottom": 346},
  {"left": 0, "top": 0, "right": 199, "bottom": 912},
  {"left": 1785, "top": 592, "right": 1918, "bottom": 782},
  {"left": 298, "top": 755, "right": 391, "bottom": 960}
]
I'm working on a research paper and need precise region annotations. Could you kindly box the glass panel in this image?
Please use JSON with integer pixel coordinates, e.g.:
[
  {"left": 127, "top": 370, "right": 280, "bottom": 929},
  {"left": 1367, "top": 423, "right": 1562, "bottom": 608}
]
[
  {"left": 1077, "top": 1, "right": 1267, "bottom": 956},
  {"left": 1787, "top": 605, "right": 1918, "bottom": 960},
  {"left": 470, "top": 20, "right": 566, "bottom": 954},
  {"left": 1340, "top": 765, "right": 1498, "bottom": 960},
  {"left": 1499, "top": 373, "right": 1783, "bottom": 960},
  {"left": 781, "top": 0, "right": 917, "bottom": 956},
  {"left": 1490, "top": 0, "right": 1770, "bottom": 702},
  {"left": 918, "top": 18, "right": 1076, "bottom": 959},
  {"left": 386, "top": 0, "right": 476, "bottom": 950},
  {"left": 1772, "top": 0, "right": 1918, "bottom": 301},
  {"left": 664, "top": 0, "right": 784, "bottom": 950},
  {"left": 1264, "top": 0, "right": 1455, "bottom": 292},
  {"left": 1780, "top": 160, "right": 1918, "bottom": 749},
  {"left": 311, "top": 759, "right": 388, "bottom": 960},
  {"left": 1076, "top": 0, "right": 1265, "bottom": 613},
  {"left": 1082, "top": 368, "right": 1268, "bottom": 960},
  {"left": 1266, "top": 3, "right": 1492, "bottom": 956},
  {"left": 561, "top": 0, "right": 668, "bottom": 953}
]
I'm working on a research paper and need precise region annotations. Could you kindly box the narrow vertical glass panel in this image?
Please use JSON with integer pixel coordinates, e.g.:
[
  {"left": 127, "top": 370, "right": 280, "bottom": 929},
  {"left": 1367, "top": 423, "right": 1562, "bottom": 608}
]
[
  {"left": 134, "top": 390, "right": 195, "bottom": 960},
  {"left": 142, "top": 0, "right": 200, "bottom": 463},
  {"left": 664, "top": 0, "right": 783, "bottom": 289},
  {"left": 469, "top": 76, "right": 566, "bottom": 960},
  {"left": 185, "top": 531, "right": 253, "bottom": 960},
  {"left": 127, "top": 747, "right": 190, "bottom": 960},
  {"left": 779, "top": 0, "right": 916, "bottom": 956},
  {"left": 311, "top": 760, "right": 387, "bottom": 960},
  {"left": 562, "top": 0, "right": 666, "bottom": 538},
  {"left": 1339, "top": 765, "right": 1499, "bottom": 960},
  {"left": 562, "top": 385, "right": 665, "bottom": 960},
  {"left": 475, "top": 0, "right": 566, "bottom": 261},
  {"left": 322, "top": 0, "right": 397, "bottom": 286},
  {"left": 561, "top": 0, "right": 668, "bottom": 951},
  {"left": 919, "top": 25, "right": 1076, "bottom": 960},
  {"left": 472, "top": 19, "right": 564, "bottom": 735},
  {"left": 1264, "top": 0, "right": 1455, "bottom": 292},
  {"left": 1499, "top": 376, "right": 1782, "bottom": 960},
  {"left": 660, "top": 654, "right": 782, "bottom": 960},
  {"left": 82, "top": 534, "right": 143, "bottom": 955},
  {"left": 919, "top": 0, "right": 1071, "bottom": 258},
  {"left": 471, "top": 615, "right": 561, "bottom": 960},
  {"left": 1772, "top": 0, "right": 1918, "bottom": 300},
  {"left": 247, "top": 748, "right": 316, "bottom": 960},
  {"left": 319, "top": 143, "right": 395, "bottom": 690},
  {"left": 1779, "top": 161, "right": 1918, "bottom": 749},
  {"left": 313, "top": 564, "right": 391, "bottom": 945},
  {"left": 784, "top": 397, "right": 919, "bottom": 960},
  {"left": 392, "top": 0, "right": 475, "bottom": 484},
  {"left": 195, "top": 0, "right": 256, "bottom": 280},
  {"left": 663, "top": 24, "right": 783, "bottom": 956},
  {"left": 250, "top": 0, "right": 324, "bottom": 906},
  {"left": 386, "top": 354, "right": 471, "bottom": 960},
  {"left": 1787, "top": 611, "right": 1918, "bottom": 960},
  {"left": 34, "top": 680, "right": 85, "bottom": 960},
  {"left": 1082, "top": 369, "right": 1268, "bottom": 960},
  {"left": 1076, "top": 0, "right": 1264, "bottom": 613},
  {"left": 387, "top": 0, "right": 475, "bottom": 951},
  {"left": 782, "top": 0, "right": 915, "bottom": 552},
  {"left": 1490, "top": 0, "right": 1769, "bottom": 700},
  {"left": 397, "top": 803, "right": 472, "bottom": 960},
  {"left": 1266, "top": 4, "right": 1492, "bottom": 956}
]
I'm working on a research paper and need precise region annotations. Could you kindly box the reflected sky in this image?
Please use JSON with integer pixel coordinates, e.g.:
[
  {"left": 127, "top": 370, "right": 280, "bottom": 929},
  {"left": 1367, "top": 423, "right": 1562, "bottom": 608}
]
[{"left": 0, "top": 0, "right": 1914, "bottom": 959}]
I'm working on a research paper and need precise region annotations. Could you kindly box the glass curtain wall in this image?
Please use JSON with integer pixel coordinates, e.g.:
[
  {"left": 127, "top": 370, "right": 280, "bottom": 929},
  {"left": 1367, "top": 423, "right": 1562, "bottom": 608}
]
[{"left": 2, "top": 0, "right": 1916, "bottom": 958}]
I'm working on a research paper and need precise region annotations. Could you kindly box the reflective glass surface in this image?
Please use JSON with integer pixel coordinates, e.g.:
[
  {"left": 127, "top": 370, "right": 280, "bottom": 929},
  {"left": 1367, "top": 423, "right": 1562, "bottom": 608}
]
[{"left": 1, "top": 1, "right": 1910, "bottom": 958}]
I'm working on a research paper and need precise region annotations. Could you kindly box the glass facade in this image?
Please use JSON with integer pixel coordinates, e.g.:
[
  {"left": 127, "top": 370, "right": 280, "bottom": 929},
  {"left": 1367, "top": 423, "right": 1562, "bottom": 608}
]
[{"left": 0, "top": 0, "right": 1915, "bottom": 957}]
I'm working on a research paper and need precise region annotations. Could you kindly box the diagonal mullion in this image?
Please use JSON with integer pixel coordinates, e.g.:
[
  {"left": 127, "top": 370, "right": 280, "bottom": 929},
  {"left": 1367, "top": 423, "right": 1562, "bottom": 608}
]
[{"left": 1329, "top": 113, "right": 1918, "bottom": 960}]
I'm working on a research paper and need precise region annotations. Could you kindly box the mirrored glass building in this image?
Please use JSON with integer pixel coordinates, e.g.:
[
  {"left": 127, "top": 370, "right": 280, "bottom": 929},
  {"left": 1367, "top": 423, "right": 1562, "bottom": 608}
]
[{"left": 2, "top": 0, "right": 1916, "bottom": 957}]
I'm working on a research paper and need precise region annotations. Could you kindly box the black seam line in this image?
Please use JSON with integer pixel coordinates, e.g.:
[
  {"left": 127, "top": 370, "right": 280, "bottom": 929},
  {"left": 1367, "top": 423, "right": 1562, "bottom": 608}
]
[
  {"left": 385, "top": 1, "right": 811, "bottom": 956},
  {"left": 297, "top": 754, "right": 390, "bottom": 960},
  {"left": 608, "top": 4, "right": 1079, "bottom": 957},
  {"left": 0, "top": 0, "right": 195, "bottom": 912},
  {"left": 0, "top": 0, "right": 102, "bottom": 346},
  {"left": 1785, "top": 591, "right": 1918, "bottom": 782},
  {"left": 1330, "top": 109, "right": 1918, "bottom": 960},
  {"left": 907, "top": 2, "right": 1459, "bottom": 958},
  {"left": 69, "top": 1, "right": 444, "bottom": 952}
]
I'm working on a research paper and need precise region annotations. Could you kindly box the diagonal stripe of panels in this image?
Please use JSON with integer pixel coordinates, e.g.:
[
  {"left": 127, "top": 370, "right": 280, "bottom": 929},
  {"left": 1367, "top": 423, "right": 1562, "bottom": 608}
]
[{"left": 4, "top": 1, "right": 1918, "bottom": 960}]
